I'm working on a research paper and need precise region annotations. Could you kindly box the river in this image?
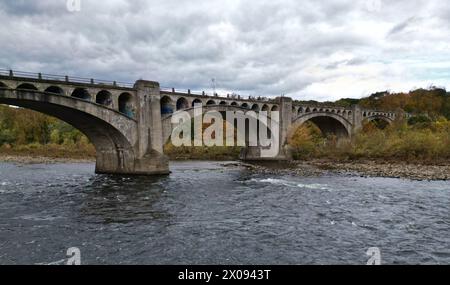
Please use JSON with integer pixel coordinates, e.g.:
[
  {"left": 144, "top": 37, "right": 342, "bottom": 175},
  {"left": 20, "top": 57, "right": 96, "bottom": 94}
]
[{"left": 0, "top": 161, "right": 448, "bottom": 265}]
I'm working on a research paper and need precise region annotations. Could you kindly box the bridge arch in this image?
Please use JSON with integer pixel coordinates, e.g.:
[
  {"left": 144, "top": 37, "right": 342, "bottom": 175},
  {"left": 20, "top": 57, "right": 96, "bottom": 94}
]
[
  {"left": 0, "top": 88, "right": 138, "bottom": 174},
  {"left": 292, "top": 112, "right": 352, "bottom": 138},
  {"left": 230, "top": 102, "right": 238, "bottom": 106},
  {"left": 241, "top": 103, "right": 249, "bottom": 109},
  {"left": 206, "top": 99, "right": 216, "bottom": 106},
  {"left": 119, "top": 92, "right": 135, "bottom": 118},
  {"left": 0, "top": 81, "right": 9, "bottom": 88},
  {"left": 72, "top": 88, "right": 91, "bottom": 101},
  {"left": 271, "top": 105, "right": 279, "bottom": 112},
  {"left": 96, "top": 90, "right": 112, "bottom": 107},
  {"left": 17, "top": 83, "right": 38, "bottom": 91},
  {"left": 176, "top": 97, "right": 189, "bottom": 110},
  {"left": 160, "top": 95, "right": 174, "bottom": 115},
  {"left": 251, "top": 103, "right": 260, "bottom": 111},
  {"left": 365, "top": 115, "right": 393, "bottom": 129},
  {"left": 45, "top": 86, "right": 65, "bottom": 95},
  {"left": 219, "top": 101, "right": 227, "bottom": 105},
  {"left": 261, "top": 104, "right": 269, "bottom": 111},
  {"left": 192, "top": 98, "right": 202, "bottom": 106}
]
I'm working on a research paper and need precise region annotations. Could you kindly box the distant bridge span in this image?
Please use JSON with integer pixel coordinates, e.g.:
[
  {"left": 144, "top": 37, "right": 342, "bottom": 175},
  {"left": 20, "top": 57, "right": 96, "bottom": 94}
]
[{"left": 0, "top": 70, "right": 397, "bottom": 175}]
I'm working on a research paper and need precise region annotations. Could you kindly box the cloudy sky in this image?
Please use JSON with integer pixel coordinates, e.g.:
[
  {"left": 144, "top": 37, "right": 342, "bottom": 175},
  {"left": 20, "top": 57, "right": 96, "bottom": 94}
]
[{"left": 1, "top": 0, "right": 449, "bottom": 101}]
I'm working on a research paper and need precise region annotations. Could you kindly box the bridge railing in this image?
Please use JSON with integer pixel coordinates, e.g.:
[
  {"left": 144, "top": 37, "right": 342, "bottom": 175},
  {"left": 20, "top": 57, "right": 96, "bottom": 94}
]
[
  {"left": 0, "top": 69, "right": 135, "bottom": 89},
  {"left": 160, "top": 86, "right": 275, "bottom": 103},
  {"left": 160, "top": 86, "right": 216, "bottom": 97}
]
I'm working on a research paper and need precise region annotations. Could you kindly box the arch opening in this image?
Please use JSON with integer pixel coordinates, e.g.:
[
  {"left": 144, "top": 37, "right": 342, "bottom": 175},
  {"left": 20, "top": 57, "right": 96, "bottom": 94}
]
[
  {"left": 96, "top": 90, "right": 112, "bottom": 106},
  {"left": 307, "top": 116, "right": 349, "bottom": 138},
  {"left": 251, "top": 104, "right": 260, "bottom": 111},
  {"left": 119, "top": 92, "right": 134, "bottom": 118},
  {"left": 176, "top": 97, "right": 189, "bottom": 110},
  {"left": 192, "top": 98, "right": 202, "bottom": 107},
  {"left": 45, "top": 86, "right": 64, "bottom": 95},
  {"left": 71, "top": 88, "right": 91, "bottom": 101},
  {"left": 294, "top": 115, "right": 351, "bottom": 139},
  {"left": 271, "top": 105, "right": 279, "bottom": 112},
  {"left": 364, "top": 117, "right": 390, "bottom": 130},
  {"left": 206, "top": 100, "right": 216, "bottom": 106},
  {"left": 17, "top": 83, "right": 38, "bottom": 91},
  {"left": 160, "top": 96, "right": 173, "bottom": 115}
]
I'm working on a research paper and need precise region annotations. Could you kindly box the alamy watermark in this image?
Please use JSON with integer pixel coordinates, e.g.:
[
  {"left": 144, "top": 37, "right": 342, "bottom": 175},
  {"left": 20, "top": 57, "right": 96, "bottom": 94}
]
[
  {"left": 66, "top": 0, "right": 81, "bottom": 12},
  {"left": 170, "top": 105, "right": 280, "bottom": 158},
  {"left": 366, "top": 247, "right": 381, "bottom": 265},
  {"left": 66, "top": 247, "right": 81, "bottom": 265}
]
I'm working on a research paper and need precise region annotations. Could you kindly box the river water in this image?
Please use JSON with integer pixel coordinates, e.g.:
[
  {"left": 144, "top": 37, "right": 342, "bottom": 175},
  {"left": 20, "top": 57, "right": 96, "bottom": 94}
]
[{"left": 0, "top": 161, "right": 448, "bottom": 265}]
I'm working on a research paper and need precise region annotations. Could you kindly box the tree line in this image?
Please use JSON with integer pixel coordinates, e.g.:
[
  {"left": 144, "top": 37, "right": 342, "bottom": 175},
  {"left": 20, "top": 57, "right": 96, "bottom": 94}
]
[{"left": 1, "top": 87, "right": 449, "bottom": 160}]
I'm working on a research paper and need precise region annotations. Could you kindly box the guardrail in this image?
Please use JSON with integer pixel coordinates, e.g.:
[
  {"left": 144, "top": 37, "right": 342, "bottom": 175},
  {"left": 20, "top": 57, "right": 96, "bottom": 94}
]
[
  {"left": 160, "top": 86, "right": 275, "bottom": 102},
  {"left": 0, "top": 69, "right": 277, "bottom": 102},
  {"left": 0, "top": 69, "right": 135, "bottom": 88}
]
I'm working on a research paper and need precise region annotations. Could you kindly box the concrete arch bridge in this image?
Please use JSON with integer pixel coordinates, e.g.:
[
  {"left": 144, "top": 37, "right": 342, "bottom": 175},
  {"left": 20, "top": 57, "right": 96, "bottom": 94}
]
[{"left": 0, "top": 70, "right": 397, "bottom": 175}]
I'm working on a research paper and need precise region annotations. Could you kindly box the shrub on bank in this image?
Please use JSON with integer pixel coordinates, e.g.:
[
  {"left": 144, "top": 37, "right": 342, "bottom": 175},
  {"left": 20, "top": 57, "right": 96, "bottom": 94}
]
[{"left": 289, "top": 118, "right": 450, "bottom": 161}]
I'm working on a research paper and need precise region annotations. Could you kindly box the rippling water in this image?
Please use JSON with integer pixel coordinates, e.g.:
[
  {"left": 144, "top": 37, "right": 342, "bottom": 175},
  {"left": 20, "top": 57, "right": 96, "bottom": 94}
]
[{"left": 0, "top": 161, "right": 449, "bottom": 265}]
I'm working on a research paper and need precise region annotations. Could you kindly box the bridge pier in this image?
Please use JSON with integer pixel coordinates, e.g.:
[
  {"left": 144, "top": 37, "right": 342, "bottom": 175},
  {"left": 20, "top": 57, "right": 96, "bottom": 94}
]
[
  {"left": 239, "top": 96, "right": 293, "bottom": 161},
  {"left": 129, "top": 80, "right": 170, "bottom": 175},
  {"left": 89, "top": 81, "right": 170, "bottom": 175},
  {"left": 352, "top": 105, "right": 363, "bottom": 135}
]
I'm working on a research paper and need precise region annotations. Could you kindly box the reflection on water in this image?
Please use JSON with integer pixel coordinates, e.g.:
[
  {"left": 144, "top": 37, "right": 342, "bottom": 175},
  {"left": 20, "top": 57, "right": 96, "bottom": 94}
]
[{"left": 0, "top": 161, "right": 449, "bottom": 265}]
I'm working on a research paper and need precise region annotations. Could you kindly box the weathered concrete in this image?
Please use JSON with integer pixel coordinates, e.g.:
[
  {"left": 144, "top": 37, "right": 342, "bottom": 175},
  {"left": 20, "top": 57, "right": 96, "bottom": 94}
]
[
  {"left": 0, "top": 72, "right": 397, "bottom": 175},
  {"left": 0, "top": 77, "right": 169, "bottom": 175}
]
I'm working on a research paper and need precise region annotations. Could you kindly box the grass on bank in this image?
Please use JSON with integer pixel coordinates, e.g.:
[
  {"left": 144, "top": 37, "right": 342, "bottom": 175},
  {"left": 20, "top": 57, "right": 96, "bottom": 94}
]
[{"left": 0, "top": 142, "right": 96, "bottom": 159}]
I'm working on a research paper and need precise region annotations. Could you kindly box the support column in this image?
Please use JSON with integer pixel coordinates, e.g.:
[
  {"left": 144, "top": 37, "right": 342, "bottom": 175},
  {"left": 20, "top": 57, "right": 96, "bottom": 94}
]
[
  {"left": 277, "top": 96, "right": 293, "bottom": 160},
  {"left": 132, "top": 80, "right": 169, "bottom": 175},
  {"left": 240, "top": 96, "right": 293, "bottom": 161},
  {"left": 352, "top": 105, "right": 363, "bottom": 136}
]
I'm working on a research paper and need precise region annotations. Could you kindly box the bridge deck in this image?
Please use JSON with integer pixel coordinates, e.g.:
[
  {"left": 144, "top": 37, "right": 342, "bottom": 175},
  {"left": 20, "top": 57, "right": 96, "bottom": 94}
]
[{"left": 0, "top": 69, "right": 135, "bottom": 91}]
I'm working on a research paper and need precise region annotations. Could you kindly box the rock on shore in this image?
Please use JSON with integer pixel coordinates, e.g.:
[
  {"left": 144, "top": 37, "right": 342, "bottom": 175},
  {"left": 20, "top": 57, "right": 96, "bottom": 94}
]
[
  {"left": 223, "top": 160, "right": 450, "bottom": 181},
  {"left": 2, "top": 154, "right": 448, "bottom": 180},
  {"left": 310, "top": 159, "right": 450, "bottom": 181}
]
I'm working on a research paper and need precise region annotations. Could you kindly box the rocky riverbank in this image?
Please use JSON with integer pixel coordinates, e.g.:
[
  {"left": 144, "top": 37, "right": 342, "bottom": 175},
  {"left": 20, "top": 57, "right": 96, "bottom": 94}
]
[
  {"left": 1, "top": 154, "right": 448, "bottom": 180},
  {"left": 223, "top": 159, "right": 450, "bottom": 181},
  {"left": 310, "top": 159, "right": 450, "bottom": 181}
]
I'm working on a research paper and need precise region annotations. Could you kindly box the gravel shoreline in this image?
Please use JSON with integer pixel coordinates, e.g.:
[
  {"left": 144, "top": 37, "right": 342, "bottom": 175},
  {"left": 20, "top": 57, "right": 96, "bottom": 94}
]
[
  {"left": 226, "top": 159, "right": 450, "bottom": 181},
  {"left": 310, "top": 160, "right": 450, "bottom": 181},
  {"left": 2, "top": 154, "right": 448, "bottom": 181}
]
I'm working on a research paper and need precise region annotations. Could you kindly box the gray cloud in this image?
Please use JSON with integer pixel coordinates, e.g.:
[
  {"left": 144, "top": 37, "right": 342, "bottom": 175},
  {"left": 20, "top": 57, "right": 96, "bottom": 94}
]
[{"left": 1, "top": 0, "right": 449, "bottom": 101}]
